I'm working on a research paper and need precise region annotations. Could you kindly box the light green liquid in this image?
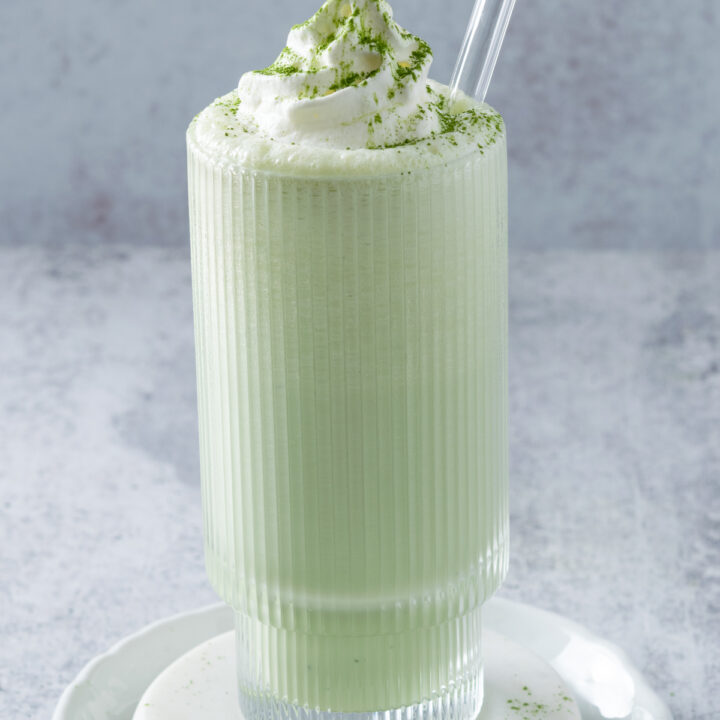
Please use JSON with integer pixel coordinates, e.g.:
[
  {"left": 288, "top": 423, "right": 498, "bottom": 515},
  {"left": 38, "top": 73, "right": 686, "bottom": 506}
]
[{"left": 188, "top": 133, "right": 508, "bottom": 717}]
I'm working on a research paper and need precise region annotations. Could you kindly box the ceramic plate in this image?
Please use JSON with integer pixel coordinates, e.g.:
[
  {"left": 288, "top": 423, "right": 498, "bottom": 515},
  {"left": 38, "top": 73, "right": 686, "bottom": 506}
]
[{"left": 53, "top": 598, "right": 672, "bottom": 720}]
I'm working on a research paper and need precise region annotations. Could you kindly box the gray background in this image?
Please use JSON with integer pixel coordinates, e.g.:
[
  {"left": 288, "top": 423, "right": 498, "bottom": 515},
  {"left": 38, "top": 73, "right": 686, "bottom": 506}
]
[
  {"left": 2, "top": 0, "right": 719, "bottom": 250},
  {"left": 1, "top": 1, "right": 719, "bottom": 719}
]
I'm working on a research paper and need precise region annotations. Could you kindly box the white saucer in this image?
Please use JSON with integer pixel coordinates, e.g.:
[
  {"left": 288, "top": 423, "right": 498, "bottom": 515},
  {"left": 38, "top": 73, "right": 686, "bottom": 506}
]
[{"left": 53, "top": 598, "right": 672, "bottom": 720}]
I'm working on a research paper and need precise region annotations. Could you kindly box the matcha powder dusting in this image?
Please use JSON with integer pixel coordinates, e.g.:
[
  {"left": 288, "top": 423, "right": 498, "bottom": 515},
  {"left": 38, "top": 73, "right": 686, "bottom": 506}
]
[{"left": 233, "top": 0, "right": 504, "bottom": 150}]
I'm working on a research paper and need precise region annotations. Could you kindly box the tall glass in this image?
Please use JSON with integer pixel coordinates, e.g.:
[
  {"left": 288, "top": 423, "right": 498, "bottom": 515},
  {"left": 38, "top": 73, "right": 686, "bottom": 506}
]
[{"left": 187, "top": 128, "right": 509, "bottom": 720}]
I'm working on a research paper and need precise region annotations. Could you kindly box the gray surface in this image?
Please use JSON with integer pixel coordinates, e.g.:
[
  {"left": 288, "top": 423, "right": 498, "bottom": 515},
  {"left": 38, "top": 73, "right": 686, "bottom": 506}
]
[
  {"left": 0, "top": 245, "right": 717, "bottom": 718},
  {"left": 2, "top": 0, "right": 720, "bottom": 250}
]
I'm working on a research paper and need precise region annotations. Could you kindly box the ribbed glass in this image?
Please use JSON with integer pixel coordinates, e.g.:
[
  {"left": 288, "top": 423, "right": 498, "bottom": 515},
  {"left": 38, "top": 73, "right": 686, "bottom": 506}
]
[{"left": 187, "top": 138, "right": 509, "bottom": 720}]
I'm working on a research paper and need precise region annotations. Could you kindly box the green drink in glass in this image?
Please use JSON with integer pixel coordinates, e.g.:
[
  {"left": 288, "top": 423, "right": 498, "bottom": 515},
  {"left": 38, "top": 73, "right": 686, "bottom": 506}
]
[{"left": 187, "top": 2, "right": 508, "bottom": 719}]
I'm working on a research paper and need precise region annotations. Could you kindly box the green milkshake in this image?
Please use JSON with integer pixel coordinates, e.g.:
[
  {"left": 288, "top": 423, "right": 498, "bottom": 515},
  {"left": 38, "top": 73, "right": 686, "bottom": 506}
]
[{"left": 187, "top": 2, "right": 508, "bottom": 718}]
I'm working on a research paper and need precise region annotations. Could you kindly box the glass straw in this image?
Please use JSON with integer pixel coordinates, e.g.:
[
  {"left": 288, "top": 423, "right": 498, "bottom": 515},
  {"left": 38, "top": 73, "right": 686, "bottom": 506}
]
[{"left": 450, "top": 0, "right": 518, "bottom": 102}]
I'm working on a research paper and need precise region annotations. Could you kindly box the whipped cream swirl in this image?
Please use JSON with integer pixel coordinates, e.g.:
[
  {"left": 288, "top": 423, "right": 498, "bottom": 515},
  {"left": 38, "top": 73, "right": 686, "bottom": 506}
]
[{"left": 236, "top": 0, "right": 444, "bottom": 149}]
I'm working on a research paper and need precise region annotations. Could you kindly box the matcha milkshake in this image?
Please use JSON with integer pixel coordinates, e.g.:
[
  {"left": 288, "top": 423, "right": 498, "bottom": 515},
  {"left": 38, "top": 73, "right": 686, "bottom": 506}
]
[{"left": 187, "top": 2, "right": 508, "bottom": 718}]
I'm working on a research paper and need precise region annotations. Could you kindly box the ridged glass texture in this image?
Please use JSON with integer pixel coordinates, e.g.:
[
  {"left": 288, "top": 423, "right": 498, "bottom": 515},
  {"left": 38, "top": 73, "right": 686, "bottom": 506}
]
[{"left": 187, "top": 139, "right": 509, "bottom": 720}]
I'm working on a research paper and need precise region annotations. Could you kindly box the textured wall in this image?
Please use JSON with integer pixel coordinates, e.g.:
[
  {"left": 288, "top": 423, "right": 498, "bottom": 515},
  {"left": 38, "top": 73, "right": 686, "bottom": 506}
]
[{"left": 2, "top": 0, "right": 719, "bottom": 248}]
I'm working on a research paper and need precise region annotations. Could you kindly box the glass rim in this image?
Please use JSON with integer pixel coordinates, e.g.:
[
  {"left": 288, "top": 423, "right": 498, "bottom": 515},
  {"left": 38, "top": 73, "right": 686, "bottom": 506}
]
[{"left": 187, "top": 130, "right": 505, "bottom": 184}]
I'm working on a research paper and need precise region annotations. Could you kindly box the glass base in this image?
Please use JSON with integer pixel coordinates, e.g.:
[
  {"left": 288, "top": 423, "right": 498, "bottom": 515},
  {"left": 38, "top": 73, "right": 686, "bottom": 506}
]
[
  {"left": 235, "top": 607, "right": 483, "bottom": 720},
  {"left": 237, "top": 668, "right": 483, "bottom": 720}
]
